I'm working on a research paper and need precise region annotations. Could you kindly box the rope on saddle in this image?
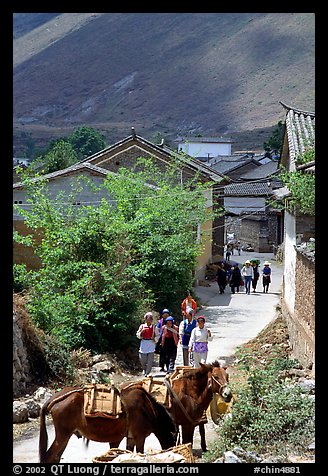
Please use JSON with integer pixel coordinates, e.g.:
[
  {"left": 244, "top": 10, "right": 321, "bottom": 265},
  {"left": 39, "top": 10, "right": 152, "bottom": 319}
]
[{"left": 163, "top": 378, "right": 200, "bottom": 426}]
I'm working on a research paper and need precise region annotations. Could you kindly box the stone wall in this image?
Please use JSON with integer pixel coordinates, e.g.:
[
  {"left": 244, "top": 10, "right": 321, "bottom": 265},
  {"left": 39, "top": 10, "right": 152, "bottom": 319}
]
[
  {"left": 226, "top": 215, "right": 277, "bottom": 252},
  {"left": 283, "top": 250, "right": 315, "bottom": 370},
  {"left": 13, "top": 300, "right": 31, "bottom": 397}
]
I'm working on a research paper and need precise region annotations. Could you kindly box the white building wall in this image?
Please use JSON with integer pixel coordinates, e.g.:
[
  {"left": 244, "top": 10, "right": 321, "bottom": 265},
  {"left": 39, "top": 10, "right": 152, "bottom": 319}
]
[
  {"left": 179, "top": 142, "right": 231, "bottom": 158},
  {"left": 13, "top": 173, "right": 112, "bottom": 220},
  {"left": 283, "top": 210, "right": 296, "bottom": 313}
]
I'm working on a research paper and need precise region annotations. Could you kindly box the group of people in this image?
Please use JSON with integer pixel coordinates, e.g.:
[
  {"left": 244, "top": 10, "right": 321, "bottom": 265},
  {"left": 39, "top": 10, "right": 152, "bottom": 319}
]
[
  {"left": 216, "top": 260, "right": 272, "bottom": 295},
  {"left": 225, "top": 241, "right": 242, "bottom": 260},
  {"left": 136, "top": 292, "right": 212, "bottom": 377}
]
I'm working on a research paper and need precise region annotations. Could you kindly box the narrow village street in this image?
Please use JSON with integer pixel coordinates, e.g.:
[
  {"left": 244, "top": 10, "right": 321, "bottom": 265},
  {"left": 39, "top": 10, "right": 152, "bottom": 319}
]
[{"left": 13, "top": 251, "right": 282, "bottom": 463}]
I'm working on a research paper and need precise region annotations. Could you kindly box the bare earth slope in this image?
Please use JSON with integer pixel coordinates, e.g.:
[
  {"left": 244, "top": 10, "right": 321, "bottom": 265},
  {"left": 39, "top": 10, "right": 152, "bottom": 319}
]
[{"left": 13, "top": 13, "right": 315, "bottom": 148}]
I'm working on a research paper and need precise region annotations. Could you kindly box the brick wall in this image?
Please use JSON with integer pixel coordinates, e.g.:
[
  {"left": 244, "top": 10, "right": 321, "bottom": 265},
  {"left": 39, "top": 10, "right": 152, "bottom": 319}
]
[
  {"left": 283, "top": 251, "right": 315, "bottom": 369},
  {"left": 13, "top": 221, "right": 42, "bottom": 270}
]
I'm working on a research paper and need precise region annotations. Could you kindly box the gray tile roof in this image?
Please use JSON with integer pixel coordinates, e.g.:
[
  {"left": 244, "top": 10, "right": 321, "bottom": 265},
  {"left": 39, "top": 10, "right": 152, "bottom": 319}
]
[
  {"left": 83, "top": 133, "right": 227, "bottom": 183},
  {"left": 239, "top": 160, "right": 279, "bottom": 180},
  {"left": 280, "top": 101, "right": 315, "bottom": 162},
  {"left": 224, "top": 181, "right": 272, "bottom": 196},
  {"left": 174, "top": 136, "right": 233, "bottom": 144},
  {"left": 13, "top": 162, "right": 109, "bottom": 189},
  {"left": 208, "top": 156, "right": 259, "bottom": 174}
]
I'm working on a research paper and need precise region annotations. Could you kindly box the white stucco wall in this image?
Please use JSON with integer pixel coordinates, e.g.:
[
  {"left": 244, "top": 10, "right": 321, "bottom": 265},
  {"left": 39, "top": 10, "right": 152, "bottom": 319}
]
[
  {"left": 178, "top": 142, "right": 231, "bottom": 158},
  {"left": 13, "top": 173, "right": 113, "bottom": 220},
  {"left": 283, "top": 210, "right": 296, "bottom": 313}
]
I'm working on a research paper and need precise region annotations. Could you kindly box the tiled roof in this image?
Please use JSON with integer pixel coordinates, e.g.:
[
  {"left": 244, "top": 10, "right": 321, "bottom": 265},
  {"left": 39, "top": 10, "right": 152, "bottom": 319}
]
[
  {"left": 13, "top": 162, "right": 109, "bottom": 189},
  {"left": 83, "top": 133, "right": 227, "bottom": 183},
  {"left": 224, "top": 181, "right": 272, "bottom": 196},
  {"left": 175, "top": 136, "right": 233, "bottom": 144},
  {"left": 209, "top": 156, "right": 259, "bottom": 174},
  {"left": 240, "top": 160, "right": 279, "bottom": 180},
  {"left": 280, "top": 101, "right": 315, "bottom": 163}
]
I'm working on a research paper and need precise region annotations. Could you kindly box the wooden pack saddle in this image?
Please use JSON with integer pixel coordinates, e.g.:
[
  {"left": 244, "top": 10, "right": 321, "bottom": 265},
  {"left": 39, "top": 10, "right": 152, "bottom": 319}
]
[
  {"left": 136, "top": 366, "right": 196, "bottom": 408},
  {"left": 83, "top": 384, "right": 123, "bottom": 418}
]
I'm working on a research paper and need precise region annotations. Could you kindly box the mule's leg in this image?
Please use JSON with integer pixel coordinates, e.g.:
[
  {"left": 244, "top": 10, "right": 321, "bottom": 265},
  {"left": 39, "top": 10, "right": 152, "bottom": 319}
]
[
  {"left": 43, "top": 431, "right": 72, "bottom": 463},
  {"left": 198, "top": 423, "right": 207, "bottom": 452},
  {"left": 126, "top": 436, "right": 136, "bottom": 451},
  {"left": 110, "top": 440, "right": 122, "bottom": 449},
  {"left": 181, "top": 425, "right": 195, "bottom": 447},
  {"left": 133, "top": 436, "right": 145, "bottom": 454}
]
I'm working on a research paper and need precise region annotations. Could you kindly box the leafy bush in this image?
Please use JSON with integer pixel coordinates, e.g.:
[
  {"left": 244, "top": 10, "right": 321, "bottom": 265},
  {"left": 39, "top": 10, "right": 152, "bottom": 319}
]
[
  {"left": 206, "top": 352, "right": 315, "bottom": 459},
  {"left": 13, "top": 263, "right": 31, "bottom": 292},
  {"left": 14, "top": 158, "right": 215, "bottom": 353}
]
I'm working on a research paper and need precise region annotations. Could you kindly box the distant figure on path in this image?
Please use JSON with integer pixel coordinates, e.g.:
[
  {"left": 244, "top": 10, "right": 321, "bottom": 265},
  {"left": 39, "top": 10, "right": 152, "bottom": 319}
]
[
  {"left": 225, "top": 244, "right": 232, "bottom": 261},
  {"left": 181, "top": 291, "right": 197, "bottom": 318},
  {"left": 188, "top": 316, "right": 213, "bottom": 368},
  {"left": 161, "top": 316, "right": 179, "bottom": 374},
  {"left": 216, "top": 263, "right": 227, "bottom": 294},
  {"left": 262, "top": 261, "right": 272, "bottom": 293},
  {"left": 179, "top": 307, "right": 197, "bottom": 366},
  {"left": 156, "top": 308, "right": 170, "bottom": 371},
  {"left": 230, "top": 264, "right": 242, "bottom": 293},
  {"left": 251, "top": 261, "right": 260, "bottom": 292},
  {"left": 136, "top": 312, "right": 160, "bottom": 377},
  {"left": 241, "top": 260, "right": 254, "bottom": 295}
]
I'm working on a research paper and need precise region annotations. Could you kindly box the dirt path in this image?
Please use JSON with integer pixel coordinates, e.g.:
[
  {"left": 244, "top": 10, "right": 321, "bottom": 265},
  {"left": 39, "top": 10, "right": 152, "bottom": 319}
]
[{"left": 13, "top": 251, "right": 282, "bottom": 463}]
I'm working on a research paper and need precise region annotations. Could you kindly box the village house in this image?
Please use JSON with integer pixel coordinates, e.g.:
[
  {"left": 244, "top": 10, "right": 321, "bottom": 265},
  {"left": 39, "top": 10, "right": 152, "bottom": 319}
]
[
  {"left": 274, "top": 101, "right": 315, "bottom": 370},
  {"left": 175, "top": 136, "right": 233, "bottom": 160},
  {"left": 13, "top": 129, "right": 228, "bottom": 280}
]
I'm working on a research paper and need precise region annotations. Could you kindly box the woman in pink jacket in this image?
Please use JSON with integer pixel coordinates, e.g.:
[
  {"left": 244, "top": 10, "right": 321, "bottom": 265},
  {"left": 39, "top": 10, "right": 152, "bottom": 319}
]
[{"left": 161, "top": 316, "right": 179, "bottom": 374}]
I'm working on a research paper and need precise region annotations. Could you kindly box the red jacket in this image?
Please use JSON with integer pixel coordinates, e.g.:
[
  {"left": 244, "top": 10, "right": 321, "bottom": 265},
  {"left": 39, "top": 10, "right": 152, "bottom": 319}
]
[
  {"left": 181, "top": 298, "right": 197, "bottom": 316},
  {"left": 161, "top": 324, "right": 179, "bottom": 347}
]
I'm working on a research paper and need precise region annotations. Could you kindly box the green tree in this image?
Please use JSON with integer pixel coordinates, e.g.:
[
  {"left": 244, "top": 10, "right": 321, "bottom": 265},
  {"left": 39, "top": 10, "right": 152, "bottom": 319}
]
[
  {"left": 42, "top": 140, "right": 78, "bottom": 173},
  {"left": 280, "top": 169, "right": 315, "bottom": 216},
  {"left": 69, "top": 125, "right": 106, "bottom": 160},
  {"left": 264, "top": 121, "right": 284, "bottom": 153},
  {"left": 14, "top": 158, "right": 216, "bottom": 352}
]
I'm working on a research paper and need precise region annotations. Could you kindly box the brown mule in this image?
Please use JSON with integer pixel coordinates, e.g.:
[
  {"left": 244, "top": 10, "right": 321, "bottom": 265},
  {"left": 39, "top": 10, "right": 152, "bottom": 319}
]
[{"left": 39, "top": 385, "right": 177, "bottom": 463}]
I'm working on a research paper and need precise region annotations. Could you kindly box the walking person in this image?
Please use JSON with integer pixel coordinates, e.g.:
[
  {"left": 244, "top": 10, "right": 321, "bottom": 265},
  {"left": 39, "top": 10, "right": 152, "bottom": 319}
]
[
  {"left": 161, "top": 315, "right": 179, "bottom": 374},
  {"left": 262, "top": 261, "right": 272, "bottom": 293},
  {"left": 237, "top": 241, "right": 242, "bottom": 256},
  {"left": 230, "top": 264, "right": 242, "bottom": 293},
  {"left": 156, "top": 308, "right": 170, "bottom": 371},
  {"left": 188, "top": 316, "right": 213, "bottom": 368},
  {"left": 181, "top": 291, "right": 197, "bottom": 318},
  {"left": 179, "top": 307, "right": 197, "bottom": 366},
  {"left": 136, "top": 312, "right": 160, "bottom": 377},
  {"left": 225, "top": 244, "right": 232, "bottom": 261},
  {"left": 241, "top": 260, "right": 254, "bottom": 295},
  {"left": 216, "top": 263, "right": 227, "bottom": 294},
  {"left": 251, "top": 261, "right": 260, "bottom": 292}
]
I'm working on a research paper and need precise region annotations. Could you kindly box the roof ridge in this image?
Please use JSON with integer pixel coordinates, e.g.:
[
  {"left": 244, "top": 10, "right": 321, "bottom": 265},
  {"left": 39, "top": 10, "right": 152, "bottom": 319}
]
[{"left": 279, "top": 101, "right": 315, "bottom": 117}]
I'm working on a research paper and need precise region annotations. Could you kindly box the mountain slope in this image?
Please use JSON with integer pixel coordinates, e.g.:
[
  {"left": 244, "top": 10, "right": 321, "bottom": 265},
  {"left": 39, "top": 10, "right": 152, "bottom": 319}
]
[{"left": 13, "top": 12, "right": 315, "bottom": 150}]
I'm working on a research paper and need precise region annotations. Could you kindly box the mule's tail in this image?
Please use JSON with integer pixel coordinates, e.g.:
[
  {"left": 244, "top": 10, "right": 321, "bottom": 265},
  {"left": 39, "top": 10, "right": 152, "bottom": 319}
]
[{"left": 39, "top": 400, "right": 50, "bottom": 463}]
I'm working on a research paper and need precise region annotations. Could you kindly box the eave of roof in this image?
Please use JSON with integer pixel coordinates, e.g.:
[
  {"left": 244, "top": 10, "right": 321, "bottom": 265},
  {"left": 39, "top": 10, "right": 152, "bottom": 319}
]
[
  {"left": 174, "top": 136, "right": 234, "bottom": 144},
  {"left": 83, "top": 133, "right": 227, "bottom": 183},
  {"left": 280, "top": 101, "right": 315, "bottom": 162},
  {"left": 13, "top": 162, "right": 109, "bottom": 189},
  {"left": 224, "top": 181, "right": 272, "bottom": 196}
]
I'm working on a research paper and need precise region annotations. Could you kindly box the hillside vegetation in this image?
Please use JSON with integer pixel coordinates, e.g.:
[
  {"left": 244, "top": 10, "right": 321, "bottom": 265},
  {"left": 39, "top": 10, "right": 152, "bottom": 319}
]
[{"left": 13, "top": 13, "right": 315, "bottom": 152}]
